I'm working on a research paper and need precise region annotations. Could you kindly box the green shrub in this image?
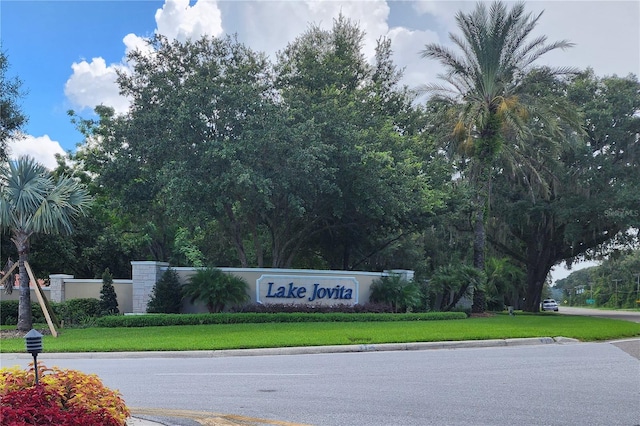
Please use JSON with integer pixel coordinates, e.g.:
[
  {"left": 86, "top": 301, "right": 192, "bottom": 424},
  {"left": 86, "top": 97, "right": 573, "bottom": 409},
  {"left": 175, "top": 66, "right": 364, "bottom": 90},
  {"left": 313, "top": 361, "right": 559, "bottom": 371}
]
[
  {"left": 94, "top": 311, "right": 467, "bottom": 327},
  {"left": 183, "top": 267, "right": 249, "bottom": 313},
  {"left": 0, "top": 300, "right": 19, "bottom": 325},
  {"left": 99, "top": 268, "right": 119, "bottom": 315},
  {"left": 369, "top": 274, "right": 422, "bottom": 313},
  {"left": 428, "top": 264, "right": 485, "bottom": 311},
  {"left": 147, "top": 268, "right": 183, "bottom": 314},
  {"left": 57, "top": 298, "right": 102, "bottom": 326},
  {"left": 0, "top": 301, "right": 48, "bottom": 325}
]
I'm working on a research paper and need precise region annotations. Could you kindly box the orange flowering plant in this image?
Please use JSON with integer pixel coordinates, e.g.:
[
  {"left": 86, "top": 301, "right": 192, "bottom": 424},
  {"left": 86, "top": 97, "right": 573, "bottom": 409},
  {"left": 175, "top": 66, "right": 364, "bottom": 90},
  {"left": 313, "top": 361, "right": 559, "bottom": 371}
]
[{"left": 0, "top": 364, "right": 130, "bottom": 425}]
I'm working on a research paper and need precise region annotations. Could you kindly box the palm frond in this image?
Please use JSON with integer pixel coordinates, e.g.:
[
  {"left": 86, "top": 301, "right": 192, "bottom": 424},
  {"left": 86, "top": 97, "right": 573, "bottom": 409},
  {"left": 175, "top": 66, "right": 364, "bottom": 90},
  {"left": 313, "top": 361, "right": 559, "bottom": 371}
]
[{"left": 0, "top": 156, "right": 92, "bottom": 236}]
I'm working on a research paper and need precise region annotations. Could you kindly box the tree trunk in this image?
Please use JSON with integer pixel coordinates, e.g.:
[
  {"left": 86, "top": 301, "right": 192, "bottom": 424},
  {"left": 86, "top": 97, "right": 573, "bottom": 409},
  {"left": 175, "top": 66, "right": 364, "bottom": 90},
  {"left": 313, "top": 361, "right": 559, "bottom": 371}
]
[
  {"left": 443, "top": 283, "right": 471, "bottom": 312},
  {"left": 250, "top": 219, "right": 263, "bottom": 268},
  {"left": 471, "top": 171, "right": 488, "bottom": 313},
  {"left": 224, "top": 204, "right": 248, "bottom": 267},
  {"left": 523, "top": 236, "right": 554, "bottom": 312},
  {"left": 16, "top": 235, "right": 32, "bottom": 331},
  {"left": 524, "top": 267, "right": 548, "bottom": 312}
]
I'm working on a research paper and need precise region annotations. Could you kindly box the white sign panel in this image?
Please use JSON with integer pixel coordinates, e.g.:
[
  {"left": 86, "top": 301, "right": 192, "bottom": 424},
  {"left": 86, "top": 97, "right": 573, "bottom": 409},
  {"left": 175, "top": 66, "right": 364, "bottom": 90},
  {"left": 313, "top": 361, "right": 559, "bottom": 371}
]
[{"left": 256, "top": 275, "right": 359, "bottom": 305}]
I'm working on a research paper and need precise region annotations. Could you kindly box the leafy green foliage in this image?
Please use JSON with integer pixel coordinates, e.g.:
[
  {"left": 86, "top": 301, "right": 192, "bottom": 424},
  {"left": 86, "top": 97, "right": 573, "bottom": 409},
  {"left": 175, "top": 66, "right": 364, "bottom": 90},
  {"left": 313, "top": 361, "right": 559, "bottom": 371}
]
[
  {"left": 56, "top": 298, "right": 102, "bottom": 326},
  {"left": 147, "top": 267, "right": 183, "bottom": 314},
  {"left": 276, "top": 16, "right": 441, "bottom": 270},
  {"left": 489, "top": 70, "right": 640, "bottom": 311},
  {"left": 0, "top": 301, "right": 47, "bottom": 326},
  {"left": 483, "top": 257, "right": 526, "bottom": 310},
  {"left": 420, "top": 1, "right": 576, "bottom": 312},
  {"left": 99, "top": 268, "right": 119, "bottom": 315},
  {"left": 557, "top": 250, "right": 640, "bottom": 308},
  {"left": 369, "top": 274, "right": 422, "bottom": 313},
  {"left": 0, "top": 51, "right": 27, "bottom": 161},
  {"left": 0, "top": 156, "right": 92, "bottom": 331},
  {"left": 182, "top": 267, "right": 249, "bottom": 313},
  {"left": 71, "top": 18, "right": 442, "bottom": 270},
  {"left": 428, "top": 264, "right": 485, "bottom": 312}
]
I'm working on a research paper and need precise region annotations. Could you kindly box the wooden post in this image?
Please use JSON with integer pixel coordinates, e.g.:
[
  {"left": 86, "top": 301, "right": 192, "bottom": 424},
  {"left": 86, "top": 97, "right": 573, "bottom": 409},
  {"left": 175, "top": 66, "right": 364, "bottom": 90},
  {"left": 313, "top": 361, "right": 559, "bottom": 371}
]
[{"left": 24, "top": 262, "right": 58, "bottom": 338}]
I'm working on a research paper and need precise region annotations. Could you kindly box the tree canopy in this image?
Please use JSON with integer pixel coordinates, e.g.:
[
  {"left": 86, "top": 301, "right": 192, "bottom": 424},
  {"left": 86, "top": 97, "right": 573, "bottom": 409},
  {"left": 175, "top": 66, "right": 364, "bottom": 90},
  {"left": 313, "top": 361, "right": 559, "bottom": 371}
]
[
  {"left": 419, "top": 1, "right": 576, "bottom": 311},
  {"left": 0, "top": 51, "right": 28, "bottom": 162},
  {"left": 74, "top": 17, "right": 443, "bottom": 271},
  {"left": 488, "top": 70, "right": 640, "bottom": 311},
  {"left": 5, "top": 3, "right": 638, "bottom": 316}
]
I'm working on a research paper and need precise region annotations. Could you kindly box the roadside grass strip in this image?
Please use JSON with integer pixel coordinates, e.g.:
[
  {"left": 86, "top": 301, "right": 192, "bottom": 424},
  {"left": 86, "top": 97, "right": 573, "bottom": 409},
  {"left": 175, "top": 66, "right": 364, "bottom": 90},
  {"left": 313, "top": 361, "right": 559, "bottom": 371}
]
[{"left": 1, "top": 314, "right": 638, "bottom": 353}]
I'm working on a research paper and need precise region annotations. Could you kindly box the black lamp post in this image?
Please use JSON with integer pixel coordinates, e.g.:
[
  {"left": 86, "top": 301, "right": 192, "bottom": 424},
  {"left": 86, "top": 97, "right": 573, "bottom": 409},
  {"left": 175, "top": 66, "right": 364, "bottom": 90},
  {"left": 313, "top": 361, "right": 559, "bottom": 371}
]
[{"left": 24, "top": 329, "right": 43, "bottom": 385}]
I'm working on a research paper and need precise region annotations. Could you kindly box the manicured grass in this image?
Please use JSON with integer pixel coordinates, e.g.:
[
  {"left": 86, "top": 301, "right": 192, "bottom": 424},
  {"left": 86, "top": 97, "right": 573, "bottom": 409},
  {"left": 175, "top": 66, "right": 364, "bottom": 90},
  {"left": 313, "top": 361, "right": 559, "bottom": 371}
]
[{"left": 0, "top": 313, "right": 638, "bottom": 353}]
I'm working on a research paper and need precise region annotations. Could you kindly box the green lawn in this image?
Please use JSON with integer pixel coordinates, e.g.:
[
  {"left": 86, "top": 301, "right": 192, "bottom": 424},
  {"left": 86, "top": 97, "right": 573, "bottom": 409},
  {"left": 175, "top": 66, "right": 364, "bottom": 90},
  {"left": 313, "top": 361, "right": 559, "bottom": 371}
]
[{"left": 1, "top": 313, "right": 638, "bottom": 353}]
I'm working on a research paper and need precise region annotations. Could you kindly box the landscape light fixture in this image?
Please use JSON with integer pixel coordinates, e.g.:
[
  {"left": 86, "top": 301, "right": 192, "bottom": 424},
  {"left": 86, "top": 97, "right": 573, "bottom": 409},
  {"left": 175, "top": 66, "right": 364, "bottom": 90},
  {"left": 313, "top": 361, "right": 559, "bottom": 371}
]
[{"left": 24, "top": 329, "right": 43, "bottom": 385}]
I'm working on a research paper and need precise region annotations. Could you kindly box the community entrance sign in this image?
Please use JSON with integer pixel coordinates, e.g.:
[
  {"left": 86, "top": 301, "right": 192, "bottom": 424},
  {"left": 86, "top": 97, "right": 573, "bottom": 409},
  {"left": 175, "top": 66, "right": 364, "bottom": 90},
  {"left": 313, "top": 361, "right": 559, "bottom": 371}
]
[{"left": 256, "top": 275, "right": 359, "bottom": 305}]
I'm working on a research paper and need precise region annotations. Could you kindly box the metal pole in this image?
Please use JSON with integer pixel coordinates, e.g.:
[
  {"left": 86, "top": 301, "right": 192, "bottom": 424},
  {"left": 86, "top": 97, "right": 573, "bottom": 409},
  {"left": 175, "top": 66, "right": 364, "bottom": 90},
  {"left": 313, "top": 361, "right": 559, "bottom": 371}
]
[{"left": 32, "top": 353, "right": 39, "bottom": 385}]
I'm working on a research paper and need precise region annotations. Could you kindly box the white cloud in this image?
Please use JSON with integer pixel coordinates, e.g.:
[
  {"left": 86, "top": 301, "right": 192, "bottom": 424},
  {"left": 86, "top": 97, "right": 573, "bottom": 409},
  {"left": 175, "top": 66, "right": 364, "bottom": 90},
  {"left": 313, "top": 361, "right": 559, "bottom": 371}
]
[
  {"left": 64, "top": 58, "right": 131, "bottom": 114},
  {"left": 239, "top": 0, "right": 390, "bottom": 61},
  {"left": 410, "top": 1, "right": 640, "bottom": 79},
  {"left": 412, "top": 0, "right": 472, "bottom": 28},
  {"left": 155, "top": 0, "right": 223, "bottom": 41},
  {"left": 62, "top": 0, "right": 639, "bottom": 124},
  {"left": 64, "top": 0, "right": 224, "bottom": 116},
  {"left": 8, "top": 135, "right": 66, "bottom": 170},
  {"left": 386, "top": 27, "right": 441, "bottom": 91},
  {"left": 123, "top": 33, "right": 153, "bottom": 58},
  {"left": 533, "top": 1, "right": 640, "bottom": 77}
]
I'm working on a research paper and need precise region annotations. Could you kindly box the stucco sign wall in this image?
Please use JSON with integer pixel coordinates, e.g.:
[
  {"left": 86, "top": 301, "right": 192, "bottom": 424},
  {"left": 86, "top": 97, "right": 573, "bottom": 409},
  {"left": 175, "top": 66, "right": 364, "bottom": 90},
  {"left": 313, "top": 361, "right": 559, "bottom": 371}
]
[{"left": 256, "top": 275, "right": 359, "bottom": 305}]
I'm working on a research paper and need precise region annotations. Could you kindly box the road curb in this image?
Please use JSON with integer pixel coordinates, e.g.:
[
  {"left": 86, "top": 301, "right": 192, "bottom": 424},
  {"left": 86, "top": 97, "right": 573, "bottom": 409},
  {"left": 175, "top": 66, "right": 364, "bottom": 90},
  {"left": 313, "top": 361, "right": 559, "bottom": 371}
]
[
  {"left": 1, "top": 336, "right": 578, "bottom": 360},
  {"left": 128, "top": 408, "right": 311, "bottom": 426}
]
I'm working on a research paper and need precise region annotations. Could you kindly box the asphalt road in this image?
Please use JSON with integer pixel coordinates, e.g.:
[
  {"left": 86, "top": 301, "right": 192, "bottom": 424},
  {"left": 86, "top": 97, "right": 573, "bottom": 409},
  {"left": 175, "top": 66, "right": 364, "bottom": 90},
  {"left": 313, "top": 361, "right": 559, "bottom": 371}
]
[
  {"left": 557, "top": 306, "right": 640, "bottom": 323},
  {"left": 2, "top": 340, "right": 639, "bottom": 426}
]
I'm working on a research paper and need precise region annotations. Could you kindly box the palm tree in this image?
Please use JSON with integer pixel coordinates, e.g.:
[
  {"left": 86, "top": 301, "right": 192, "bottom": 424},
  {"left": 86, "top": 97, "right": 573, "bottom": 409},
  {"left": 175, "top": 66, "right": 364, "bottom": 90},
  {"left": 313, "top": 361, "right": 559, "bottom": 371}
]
[
  {"left": 183, "top": 267, "right": 249, "bottom": 313},
  {"left": 0, "top": 157, "right": 92, "bottom": 331},
  {"left": 420, "top": 1, "right": 574, "bottom": 312}
]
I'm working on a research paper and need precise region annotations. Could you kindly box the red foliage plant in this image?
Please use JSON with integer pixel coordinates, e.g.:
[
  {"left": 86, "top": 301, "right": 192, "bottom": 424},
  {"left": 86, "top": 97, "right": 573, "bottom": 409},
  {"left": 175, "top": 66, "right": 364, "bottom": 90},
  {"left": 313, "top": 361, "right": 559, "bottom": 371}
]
[{"left": 0, "top": 364, "right": 129, "bottom": 426}]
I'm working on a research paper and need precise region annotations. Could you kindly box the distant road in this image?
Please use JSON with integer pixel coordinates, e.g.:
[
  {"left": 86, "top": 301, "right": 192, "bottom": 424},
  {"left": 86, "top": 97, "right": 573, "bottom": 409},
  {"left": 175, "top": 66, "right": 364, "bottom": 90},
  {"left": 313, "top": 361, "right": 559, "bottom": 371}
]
[{"left": 558, "top": 306, "right": 640, "bottom": 323}]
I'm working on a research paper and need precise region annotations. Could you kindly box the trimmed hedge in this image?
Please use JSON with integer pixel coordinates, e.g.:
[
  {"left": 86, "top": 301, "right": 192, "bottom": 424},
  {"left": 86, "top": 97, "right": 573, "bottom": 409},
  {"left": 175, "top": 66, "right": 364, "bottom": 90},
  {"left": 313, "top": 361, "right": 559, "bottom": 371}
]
[{"left": 93, "top": 311, "right": 466, "bottom": 328}]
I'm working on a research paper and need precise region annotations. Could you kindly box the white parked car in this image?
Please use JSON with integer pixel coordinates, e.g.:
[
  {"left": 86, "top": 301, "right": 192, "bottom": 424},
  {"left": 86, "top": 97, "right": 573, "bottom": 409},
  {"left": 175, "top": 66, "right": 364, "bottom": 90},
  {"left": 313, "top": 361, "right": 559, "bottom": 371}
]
[{"left": 542, "top": 299, "right": 559, "bottom": 311}]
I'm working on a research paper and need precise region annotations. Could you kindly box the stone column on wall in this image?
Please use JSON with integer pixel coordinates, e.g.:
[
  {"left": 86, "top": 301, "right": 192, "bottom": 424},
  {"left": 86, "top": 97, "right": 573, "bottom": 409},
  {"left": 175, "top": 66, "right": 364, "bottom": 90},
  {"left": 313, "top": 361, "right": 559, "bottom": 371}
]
[
  {"left": 131, "top": 261, "right": 169, "bottom": 314},
  {"left": 48, "top": 274, "right": 74, "bottom": 303}
]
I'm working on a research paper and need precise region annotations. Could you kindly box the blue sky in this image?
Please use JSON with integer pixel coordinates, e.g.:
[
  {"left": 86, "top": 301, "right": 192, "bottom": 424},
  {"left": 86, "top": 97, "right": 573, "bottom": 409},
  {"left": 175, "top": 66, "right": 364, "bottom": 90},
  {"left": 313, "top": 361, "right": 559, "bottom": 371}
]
[
  {"left": 3, "top": 1, "right": 161, "bottom": 159},
  {"left": 3, "top": 0, "right": 638, "bottom": 281}
]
